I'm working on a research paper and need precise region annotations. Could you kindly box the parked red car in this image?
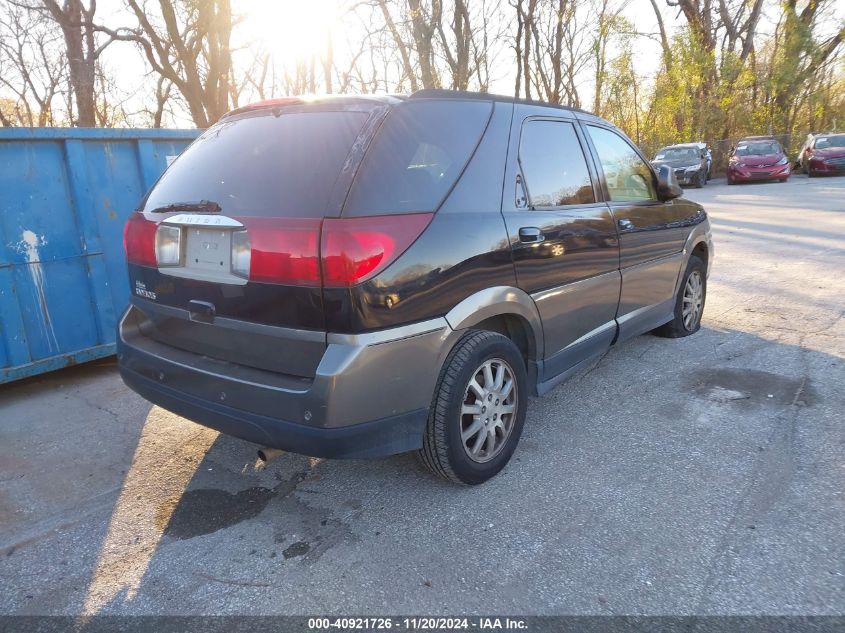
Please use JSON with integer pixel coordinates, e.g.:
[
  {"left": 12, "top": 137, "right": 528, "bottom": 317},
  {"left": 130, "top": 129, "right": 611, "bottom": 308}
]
[
  {"left": 805, "top": 133, "right": 845, "bottom": 177},
  {"left": 727, "top": 136, "right": 791, "bottom": 184}
]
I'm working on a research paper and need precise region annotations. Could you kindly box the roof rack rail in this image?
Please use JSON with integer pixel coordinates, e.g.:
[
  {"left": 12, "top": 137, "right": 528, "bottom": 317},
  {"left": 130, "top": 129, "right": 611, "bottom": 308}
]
[{"left": 409, "top": 88, "right": 591, "bottom": 115}]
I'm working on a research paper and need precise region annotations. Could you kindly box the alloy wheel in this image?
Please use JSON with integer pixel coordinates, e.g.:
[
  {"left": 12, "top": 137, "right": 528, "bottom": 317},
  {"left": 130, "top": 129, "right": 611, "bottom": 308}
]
[
  {"left": 460, "top": 358, "right": 518, "bottom": 463},
  {"left": 682, "top": 270, "right": 703, "bottom": 330}
]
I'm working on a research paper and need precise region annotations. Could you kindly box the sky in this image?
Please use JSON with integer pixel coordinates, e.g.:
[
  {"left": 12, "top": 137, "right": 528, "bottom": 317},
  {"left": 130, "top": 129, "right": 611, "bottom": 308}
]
[{"left": 20, "top": 0, "right": 845, "bottom": 127}]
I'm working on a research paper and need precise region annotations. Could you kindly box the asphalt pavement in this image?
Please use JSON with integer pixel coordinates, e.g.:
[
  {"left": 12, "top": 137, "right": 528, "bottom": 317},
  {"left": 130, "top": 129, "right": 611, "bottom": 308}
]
[{"left": 1, "top": 174, "right": 843, "bottom": 616}]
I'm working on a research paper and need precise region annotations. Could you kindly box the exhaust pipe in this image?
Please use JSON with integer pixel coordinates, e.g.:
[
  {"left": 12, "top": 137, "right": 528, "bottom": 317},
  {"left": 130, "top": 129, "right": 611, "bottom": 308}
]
[{"left": 257, "top": 447, "right": 284, "bottom": 464}]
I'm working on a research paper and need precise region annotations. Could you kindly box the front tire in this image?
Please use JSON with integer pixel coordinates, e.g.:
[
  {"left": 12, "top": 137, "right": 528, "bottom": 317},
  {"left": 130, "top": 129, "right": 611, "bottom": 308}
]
[
  {"left": 418, "top": 331, "right": 528, "bottom": 485},
  {"left": 652, "top": 255, "right": 706, "bottom": 338}
]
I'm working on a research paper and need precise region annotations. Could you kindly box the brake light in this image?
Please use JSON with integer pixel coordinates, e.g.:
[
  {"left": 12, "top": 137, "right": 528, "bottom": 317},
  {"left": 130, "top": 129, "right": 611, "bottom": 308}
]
[
  {"left": 321, "top": 213, "right": 433, "bottom": 287},
  {"left": 123, "top": 213, "right": 157, "bottom": 267},
  {"left": 237, "top": 217, "right": 321, "bottom": 285}
]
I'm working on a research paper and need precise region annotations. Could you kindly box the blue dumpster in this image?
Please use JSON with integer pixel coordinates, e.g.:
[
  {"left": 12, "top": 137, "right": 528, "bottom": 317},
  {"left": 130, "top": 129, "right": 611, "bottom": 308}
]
[{"left": 0, "top": 127, "right": 200, "bottom": 383}]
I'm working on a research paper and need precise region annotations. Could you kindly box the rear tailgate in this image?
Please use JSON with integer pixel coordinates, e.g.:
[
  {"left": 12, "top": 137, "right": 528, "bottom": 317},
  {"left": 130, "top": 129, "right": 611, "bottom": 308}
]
[{"left": 125, "top": 104, "right": 384, "bottom": 378}]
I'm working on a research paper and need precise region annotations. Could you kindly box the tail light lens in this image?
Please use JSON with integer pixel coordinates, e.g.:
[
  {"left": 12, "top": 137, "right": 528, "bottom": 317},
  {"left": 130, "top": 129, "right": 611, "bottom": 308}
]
[
  {"left": 123, "top": 213, "right": 157, "bottom": 267},
  {"left": 237, "top": 218, "right": 321, "bottom": 285},
  {"left": 321, "top": 213, "right": 432, "bottom": 287},
  {"left": 155, "top": 225, "right": 182, "bottom": 266},
  {"left": 231, "top": 230, "right": 251, "bottom": 278},
  {"left": 126, "top": 212, "right": 433, "bottom": 287}
]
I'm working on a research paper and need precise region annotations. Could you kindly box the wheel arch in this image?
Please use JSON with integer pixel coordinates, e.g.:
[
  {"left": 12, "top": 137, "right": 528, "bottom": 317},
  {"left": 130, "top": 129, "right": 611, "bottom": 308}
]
[
  {"left": 444, "top": 286, "right": 544, "bottom": 363},
  {"left": 690, "top": 239, "right": 709, "bottom": 270}
]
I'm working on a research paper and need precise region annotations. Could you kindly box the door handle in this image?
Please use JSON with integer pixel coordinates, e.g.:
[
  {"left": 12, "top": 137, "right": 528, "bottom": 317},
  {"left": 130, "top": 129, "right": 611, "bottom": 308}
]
[
  {"left": 518, "top": 227, "right": 545, "bottom": 243},
  {"left": 617, "top": 219, "right": 634, "bottom": 231}
]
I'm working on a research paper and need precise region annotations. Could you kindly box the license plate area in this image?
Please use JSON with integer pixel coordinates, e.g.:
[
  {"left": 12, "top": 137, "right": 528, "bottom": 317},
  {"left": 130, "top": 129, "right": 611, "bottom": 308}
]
[
  {"left": 186, "top": 228, "right": 230, "bottom": 271},
  {"left": 158, "top": 227, "right": 247, "bottom": 285}
]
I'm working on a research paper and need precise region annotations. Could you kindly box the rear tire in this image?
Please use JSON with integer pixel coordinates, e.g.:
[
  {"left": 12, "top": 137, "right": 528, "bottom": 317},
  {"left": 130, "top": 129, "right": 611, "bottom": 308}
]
[
  {"left": 418, "top": 330, "right": 528, "bottom": 485},
  {"left": 652, "top": 255, "right": 706, "bottom": 339},
  {"left": 808, "top": 169, "right": 818, "bottom": 178}
]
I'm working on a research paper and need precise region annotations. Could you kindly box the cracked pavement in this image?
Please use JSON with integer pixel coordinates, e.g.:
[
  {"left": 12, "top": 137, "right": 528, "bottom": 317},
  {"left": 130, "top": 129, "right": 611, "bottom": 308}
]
[{"left": 0, "top": 174, "right": 843, "bottom": 615}]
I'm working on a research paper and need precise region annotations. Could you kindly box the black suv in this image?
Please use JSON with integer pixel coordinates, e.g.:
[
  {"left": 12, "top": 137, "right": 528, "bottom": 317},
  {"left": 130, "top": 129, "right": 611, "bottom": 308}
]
[{"left": 119, "top": 90, "right": 712, "bottom": 484}]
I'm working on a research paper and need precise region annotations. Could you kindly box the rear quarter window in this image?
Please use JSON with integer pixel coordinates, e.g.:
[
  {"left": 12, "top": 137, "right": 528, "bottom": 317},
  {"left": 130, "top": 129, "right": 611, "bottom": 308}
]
[
  {"left": 343, "top": 99, "right": 493, "bottom": 216},
  {"left": 142, "top": 109, "right": 370, "bottom": 218}
]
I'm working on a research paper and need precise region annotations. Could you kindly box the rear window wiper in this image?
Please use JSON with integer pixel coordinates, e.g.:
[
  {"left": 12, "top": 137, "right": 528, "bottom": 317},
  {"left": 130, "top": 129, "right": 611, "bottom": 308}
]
[{"left": 149, "top": 200, "right": 222, "bottom": 214}]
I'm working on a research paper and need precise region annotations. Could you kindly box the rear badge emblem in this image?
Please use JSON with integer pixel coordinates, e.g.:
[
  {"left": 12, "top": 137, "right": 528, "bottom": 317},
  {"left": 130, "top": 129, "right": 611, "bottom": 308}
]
[{"left": 134, "top": 280, "right": 156, "bottom": 300}]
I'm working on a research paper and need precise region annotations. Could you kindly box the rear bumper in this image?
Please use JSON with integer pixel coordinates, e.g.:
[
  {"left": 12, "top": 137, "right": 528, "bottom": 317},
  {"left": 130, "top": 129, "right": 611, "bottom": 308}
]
[
  {"left": 118, "top": 304, "right": 453, "bottom": 458},
  {"left": 120, "top": 366, "right": 427, "bottom": 458}
]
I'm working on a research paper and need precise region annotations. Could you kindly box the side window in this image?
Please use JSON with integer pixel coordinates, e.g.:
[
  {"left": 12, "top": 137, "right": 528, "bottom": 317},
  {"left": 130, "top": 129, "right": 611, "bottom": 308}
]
[
  {"left": 586, "top": 126, "right": 657, "bottom": 202},
  {"left": 518, "top": 120, "right": 595, "bottom": 208},
  {"left": 344, "top": 100, "right": 492, "bottom": 215}
]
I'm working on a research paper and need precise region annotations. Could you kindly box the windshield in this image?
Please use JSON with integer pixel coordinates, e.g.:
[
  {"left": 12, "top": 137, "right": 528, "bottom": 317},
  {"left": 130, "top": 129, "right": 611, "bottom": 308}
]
[
  {"left": 734, "top": 142, "right": 781, "bottom": 156},
  {"left": 814, "top": 135, "right": 845, "bottom": 150},
  {"left": 142, "top": 109, "right": 370, "bottom": 218},
  {"left": 655, "top": 147, "right": 699, "bottom": 161}
]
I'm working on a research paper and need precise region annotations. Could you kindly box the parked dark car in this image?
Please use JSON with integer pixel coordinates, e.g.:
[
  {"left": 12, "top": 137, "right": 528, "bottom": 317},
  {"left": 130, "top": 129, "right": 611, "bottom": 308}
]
[
  {"left": 651, "top": 143, "right": 710, "bottom": 187},
  {"left": 727, "top": 136, "right": 791, "bottom": 184},
  {"left": 118, "top": 90, "right": 712, "bottom": 484},
  {"left": 804, "top": 133, "right": 845, "bottom": 177}
]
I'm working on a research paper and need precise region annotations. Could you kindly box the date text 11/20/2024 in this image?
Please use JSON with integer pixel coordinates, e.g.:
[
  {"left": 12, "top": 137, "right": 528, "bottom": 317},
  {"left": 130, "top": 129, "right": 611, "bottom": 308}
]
[{"left": 307, "top": 617, "right": 528, "bottom": 630}]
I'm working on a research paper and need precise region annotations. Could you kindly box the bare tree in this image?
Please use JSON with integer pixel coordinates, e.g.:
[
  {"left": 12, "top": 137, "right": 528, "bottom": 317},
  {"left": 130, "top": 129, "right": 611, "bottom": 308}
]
[
  {"left": 7, "top": 0, "right": 133, "bottom": 126},
  {"left": 513, "top": 0, "right": 597, "bottom": 106},
  {"left": 0, "top": 3, "right": 65, "bottom": 125},
  {"left": 110, "top": 0, "right": 235, "bottom": 127},
  {"left": 591, "top": 0, "right": 631, "bottom": 116}
]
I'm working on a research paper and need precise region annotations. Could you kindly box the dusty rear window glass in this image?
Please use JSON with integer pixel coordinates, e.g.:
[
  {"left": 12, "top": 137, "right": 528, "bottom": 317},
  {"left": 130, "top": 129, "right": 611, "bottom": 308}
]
[
  {"left": 343, "top": 100, "right": 492, "bottom": 215},
  {"left": 142, "top": 110, "right": 369, "bottom": 218}
]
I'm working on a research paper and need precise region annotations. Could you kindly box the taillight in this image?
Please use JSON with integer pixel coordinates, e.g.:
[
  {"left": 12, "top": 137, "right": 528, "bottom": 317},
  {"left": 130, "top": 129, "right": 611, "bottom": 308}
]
[
  {"left": 126, "top": 212, "right": 433, "bottom": 286},
  {"left": 155, "top": 225, "right": 181, "bottom": 266},
  {"left": 231, "top": 230, "right": 251, "bottom": 278},
  {"left": 237, "top": 218, "right": 322, "bottom": 285},
  {"left": 321, "top": 213, "right": 432, "bottom": 287},
  {"left": 123, "top": 213, "right": 157, "bottom": 267}
]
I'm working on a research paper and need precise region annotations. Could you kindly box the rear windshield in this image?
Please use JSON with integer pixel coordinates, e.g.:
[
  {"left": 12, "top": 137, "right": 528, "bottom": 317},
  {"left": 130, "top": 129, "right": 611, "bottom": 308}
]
[
  {"left": 142, "top": 109, "right": 369, "bottom": 218},
  {"left": 343, "top": 99, "right": 492, "bottom": 216}
]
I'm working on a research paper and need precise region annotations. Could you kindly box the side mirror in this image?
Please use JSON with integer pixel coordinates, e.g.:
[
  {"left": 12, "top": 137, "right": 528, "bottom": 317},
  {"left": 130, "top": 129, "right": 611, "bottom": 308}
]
[{"left": 656, "top": 164, "right": 682, "bottom": 201}]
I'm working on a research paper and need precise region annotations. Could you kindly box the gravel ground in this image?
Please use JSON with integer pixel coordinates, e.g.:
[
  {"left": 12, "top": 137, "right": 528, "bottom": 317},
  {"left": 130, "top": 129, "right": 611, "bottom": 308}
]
[{"left": 0, "top": 174, "right": 843, "bottom": 616}]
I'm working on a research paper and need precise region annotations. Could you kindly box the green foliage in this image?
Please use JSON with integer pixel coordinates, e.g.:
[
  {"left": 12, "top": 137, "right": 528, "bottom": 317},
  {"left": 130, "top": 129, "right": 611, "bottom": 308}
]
[{"left": 602, "top": 3, "right": 844, "bottom": 168}]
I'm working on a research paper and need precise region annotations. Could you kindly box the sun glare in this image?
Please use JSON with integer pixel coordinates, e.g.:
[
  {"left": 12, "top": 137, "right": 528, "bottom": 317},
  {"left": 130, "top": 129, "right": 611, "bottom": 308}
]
[{"left": 246, "top": 0, "right": 341, "bottom": 63}]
